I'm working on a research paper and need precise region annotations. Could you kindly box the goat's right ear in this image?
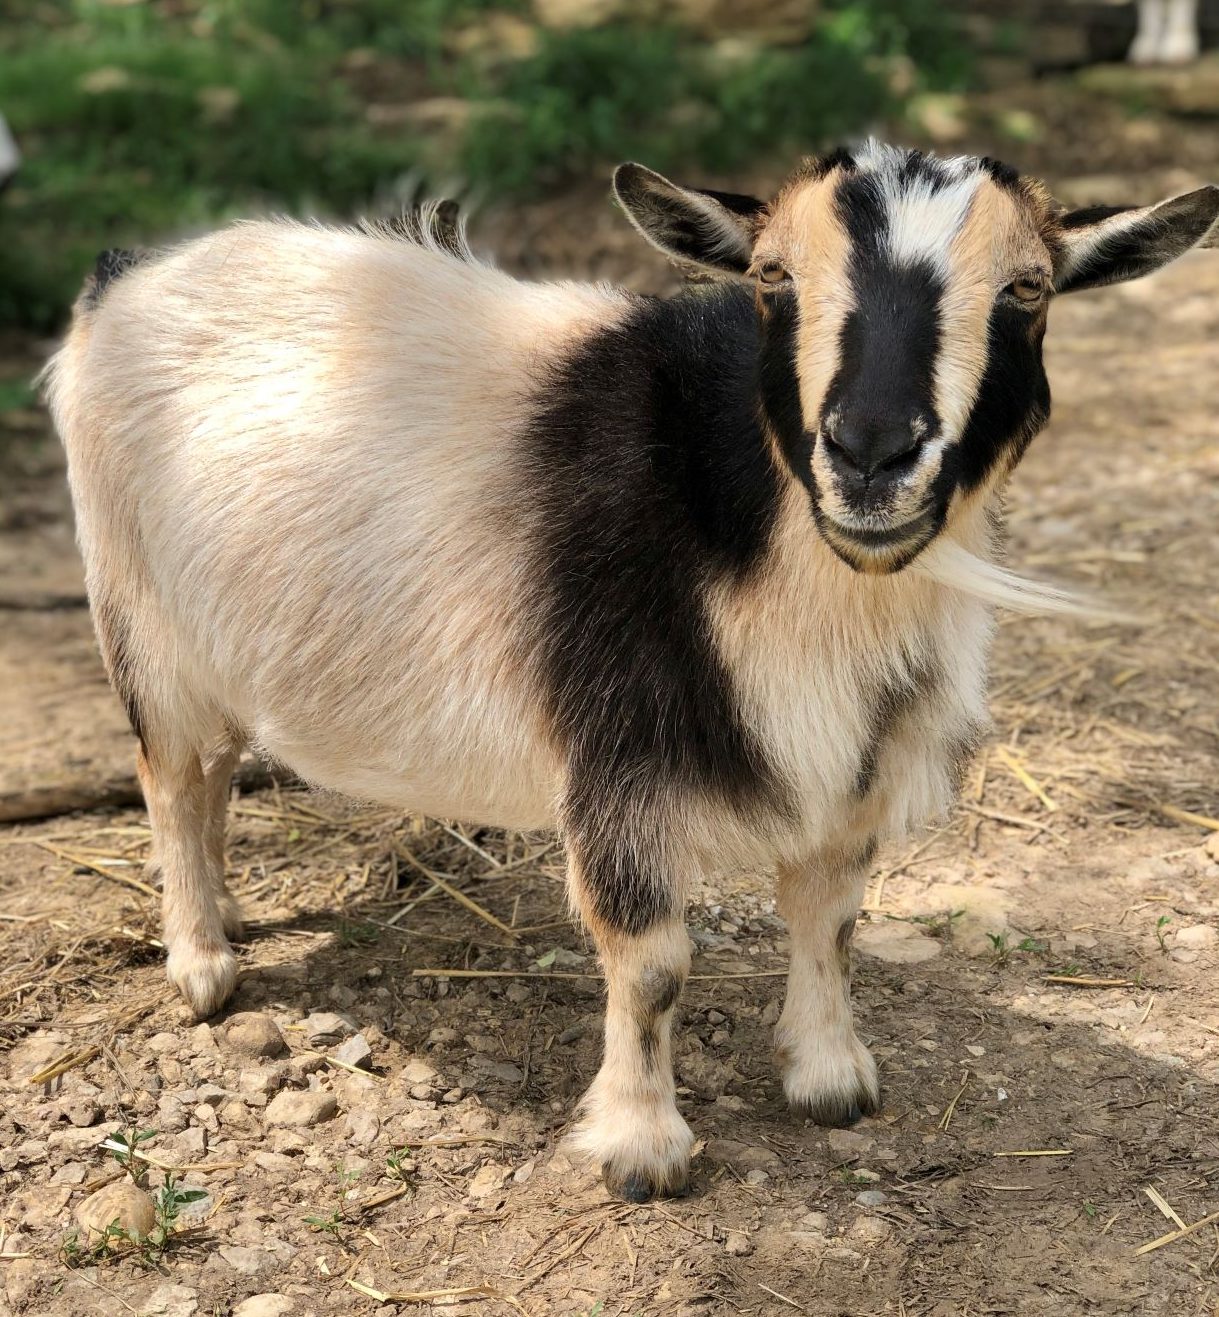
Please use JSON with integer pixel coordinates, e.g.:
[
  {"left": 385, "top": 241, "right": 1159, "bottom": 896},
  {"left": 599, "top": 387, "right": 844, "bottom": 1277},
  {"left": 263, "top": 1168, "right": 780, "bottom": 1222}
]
[{"left": 612, "top": 163, "right": 765, "bottom": 276}]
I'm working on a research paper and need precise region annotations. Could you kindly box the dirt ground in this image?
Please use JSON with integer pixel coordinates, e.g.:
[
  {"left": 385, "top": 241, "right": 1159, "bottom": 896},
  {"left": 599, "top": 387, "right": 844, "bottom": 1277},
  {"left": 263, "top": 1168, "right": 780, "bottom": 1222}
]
[{"left": 2, "top": 114, "right": 1219, "bottom": 1317}]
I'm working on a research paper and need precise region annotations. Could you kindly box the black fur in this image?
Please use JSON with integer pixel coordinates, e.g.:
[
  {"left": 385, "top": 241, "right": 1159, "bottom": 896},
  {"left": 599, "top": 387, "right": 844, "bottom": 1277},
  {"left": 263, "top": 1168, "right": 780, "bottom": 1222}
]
[
  {"left": 949, "top": 299, "right": 1051, "bottom": 494},
  {"left": 81, "top": 248, "right": 146, "bottom": 309},
  {"left": 636, "top": 967, "right": 684, "bottom": 1065},
  {"left": 523, "top": 287, "right": 795, "bottom": 934},
  {"left": 854, "top": 659, "right": 940, "bottom": 798},
  {"left": 95, "top": 599, "right": 147, "bottom": 750}
]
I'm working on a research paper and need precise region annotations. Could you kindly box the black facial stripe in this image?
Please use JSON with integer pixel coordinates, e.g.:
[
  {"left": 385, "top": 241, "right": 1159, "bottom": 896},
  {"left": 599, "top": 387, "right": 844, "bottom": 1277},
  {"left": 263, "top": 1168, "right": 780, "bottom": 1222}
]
[
  {"left": 523, "top": 286, "right": 793, "bottom": 869},
  {"left": 949, "top": 299, "right": 1050, "bottom": 494},
  {"left": 757, "top": 288, "right": 807, "bottom": 488}
]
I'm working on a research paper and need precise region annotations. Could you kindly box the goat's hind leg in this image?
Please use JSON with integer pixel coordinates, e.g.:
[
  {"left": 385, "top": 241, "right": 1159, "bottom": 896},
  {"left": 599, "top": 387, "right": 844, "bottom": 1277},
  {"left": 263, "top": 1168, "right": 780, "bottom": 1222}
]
[
  {"left": 201, "top": 730, "right": 246, "bottom": 940},
  {"left": 138, "top": 736, "right": 237, "bottom": 1019},
  {"left": 567, "top": 833, "right": 693, "bottom": 1202}
]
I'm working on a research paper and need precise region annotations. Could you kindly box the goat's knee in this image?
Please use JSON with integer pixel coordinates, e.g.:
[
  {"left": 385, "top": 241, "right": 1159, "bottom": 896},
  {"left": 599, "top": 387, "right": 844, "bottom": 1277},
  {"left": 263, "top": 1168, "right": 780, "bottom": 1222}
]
[
  {"left": 776, "top": 857, "right": 880, "bottom": 1126},
  {"left": 567, "top": 841, "right": 693, "bottom": 1201}
]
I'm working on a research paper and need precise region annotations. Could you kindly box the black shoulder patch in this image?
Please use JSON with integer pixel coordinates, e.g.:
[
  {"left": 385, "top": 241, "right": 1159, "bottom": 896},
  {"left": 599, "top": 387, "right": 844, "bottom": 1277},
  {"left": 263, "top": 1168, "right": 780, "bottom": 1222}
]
[
  {"left": 79, "top": 248, "right": 147, "bottom": 309},
  {"left": 979, "top": 156, "right": 1021, "bottom": 190},
  {"left": 520, "top": 286, "right": 793, "bottom": 881}
]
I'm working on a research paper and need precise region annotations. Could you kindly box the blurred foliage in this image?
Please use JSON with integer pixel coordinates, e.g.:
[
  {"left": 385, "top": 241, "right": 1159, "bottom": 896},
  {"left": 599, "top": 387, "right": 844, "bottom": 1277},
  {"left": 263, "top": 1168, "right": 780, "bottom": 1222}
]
[{"left": 0, "top": 0, "right": 970, "bottom": 330}]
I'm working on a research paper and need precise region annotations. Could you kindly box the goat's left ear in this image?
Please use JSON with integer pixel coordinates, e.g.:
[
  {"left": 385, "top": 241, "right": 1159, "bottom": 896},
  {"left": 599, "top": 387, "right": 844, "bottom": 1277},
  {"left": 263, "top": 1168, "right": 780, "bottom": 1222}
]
[
  {"left": 612, "top": 162, "right": 765, "bottom": 275},
  {"left": 1053, "top": 185, "right": 1219, "bottom": 294}
]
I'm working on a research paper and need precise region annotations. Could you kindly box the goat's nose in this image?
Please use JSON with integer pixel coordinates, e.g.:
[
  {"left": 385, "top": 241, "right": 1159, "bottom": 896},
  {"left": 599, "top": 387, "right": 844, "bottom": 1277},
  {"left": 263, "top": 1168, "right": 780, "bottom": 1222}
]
[{"left": 823, "top": 421, "right": 923, "bottom": 479}]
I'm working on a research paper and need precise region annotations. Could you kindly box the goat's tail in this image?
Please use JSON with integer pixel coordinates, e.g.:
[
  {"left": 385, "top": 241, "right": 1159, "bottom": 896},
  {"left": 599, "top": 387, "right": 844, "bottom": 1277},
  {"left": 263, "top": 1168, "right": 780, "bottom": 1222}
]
[{"left": 911, "top": 537, "right": 1130, "bottom": 622}]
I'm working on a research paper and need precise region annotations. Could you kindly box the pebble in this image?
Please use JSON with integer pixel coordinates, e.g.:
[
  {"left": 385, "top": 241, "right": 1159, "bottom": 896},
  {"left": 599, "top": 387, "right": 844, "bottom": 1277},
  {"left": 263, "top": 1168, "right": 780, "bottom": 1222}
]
[
  {"left": 142, "top": 1282, "right": 199, "bottom": 1317},
  {"left": 1175, "top": 924, "right": 1218, "bottom": 949},
  {"left": 855, "top": 921, "right": 941, "bottom": 964},
  {"left": 147, "top": 1031, "right": 182, "bottom": 1055},
  {"left": 222, "top": 1014, "right": 287, "bottom": 1060},
  {"left": 233, "top": 1297, "right": 295, "bottom": 1317},
  {"left": 219, "top": 1244, "right": 275, "bottom": 1277},
  {"left": 401, "top": 1058, "right": 439, "bottom": 1085},
  {"left": 855, "top": 1189, "right": 888, "bottom": 1206},
  {"left": 849, "top": 1214, "right": 892, "bottom": 1243},
  {"left": 828, "top": 1128, "right": 874, "bottom": 1159},
  {"left": 744, "top": 1168, "right": 770, "bottom": 1186},
  {"left": 304, "top": 1011, "right": 357, "bottom": 1046},
  {"left": 724, "top": 1228, "right": 752, "bottom": 1256},
  {"left": 75, "top": 1181, "right": 156, "bottom": 1243},
  {"left": 265, "top": 1087, "right": 338, "bottom": 1127},
  {"left": 239, "top": 1066, "right": 284, "bottom": 1098},
  {"left": 468, "top": 1162, "right": 509, "bottom": 1198},
  {"left": 346, "top": 1109, "right": 380, "bottom": 1145},
  {"left": 332, "top": 1033, "right": 373, "bottom": 1070}
]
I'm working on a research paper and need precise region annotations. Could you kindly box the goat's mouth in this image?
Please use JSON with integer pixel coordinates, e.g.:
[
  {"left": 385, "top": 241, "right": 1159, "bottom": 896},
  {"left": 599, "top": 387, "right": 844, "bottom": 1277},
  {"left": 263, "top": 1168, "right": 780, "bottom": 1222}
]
[{"left": 814, "top": 505, "right": 942, "bottom": 575}]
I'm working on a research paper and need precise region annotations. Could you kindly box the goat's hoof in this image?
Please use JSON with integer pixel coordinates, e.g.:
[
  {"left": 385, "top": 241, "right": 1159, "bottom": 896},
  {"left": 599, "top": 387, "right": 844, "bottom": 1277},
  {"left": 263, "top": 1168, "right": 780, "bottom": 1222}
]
[
  {"left": 783, "top": 1036, "right": 881, "bottom": 1127},
  {"left": 603, "top": 1161, "right": 690, "bottom": 1204},
  {"left": 790, "top": 1088, "right": 880, "bottom": 1128},
  {"left": 166, "top": 941, "right": 237, "bottom": 1019}
]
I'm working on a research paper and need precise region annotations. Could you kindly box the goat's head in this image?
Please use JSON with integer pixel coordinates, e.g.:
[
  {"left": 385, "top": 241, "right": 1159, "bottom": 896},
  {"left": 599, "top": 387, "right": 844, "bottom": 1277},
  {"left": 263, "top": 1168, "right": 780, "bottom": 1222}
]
[{"left": 614, "top": 142, "right": 1219, "bottom": 574}]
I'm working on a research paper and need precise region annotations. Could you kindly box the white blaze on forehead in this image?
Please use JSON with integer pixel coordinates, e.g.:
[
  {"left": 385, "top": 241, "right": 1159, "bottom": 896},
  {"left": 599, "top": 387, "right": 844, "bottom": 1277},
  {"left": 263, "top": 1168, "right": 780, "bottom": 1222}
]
[{"left": 853, "top": 140, "right": 986, "bottom": 276}]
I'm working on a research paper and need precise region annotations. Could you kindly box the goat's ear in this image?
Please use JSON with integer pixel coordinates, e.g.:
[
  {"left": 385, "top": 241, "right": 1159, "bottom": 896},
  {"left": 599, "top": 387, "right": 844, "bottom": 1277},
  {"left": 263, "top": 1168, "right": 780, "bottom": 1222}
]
[
  {"left": 612, "top": 163, "right": 765, "bottom": 275},
  {"left": 1052, "top": 185, "right": 1219, "bottom": 294}
]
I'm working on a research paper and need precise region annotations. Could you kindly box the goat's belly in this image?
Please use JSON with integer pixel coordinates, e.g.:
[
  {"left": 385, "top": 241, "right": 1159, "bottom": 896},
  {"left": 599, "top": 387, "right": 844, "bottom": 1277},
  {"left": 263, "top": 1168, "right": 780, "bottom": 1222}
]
[{"left": 254, "top": 722, "right": 560, "bottom": 832}]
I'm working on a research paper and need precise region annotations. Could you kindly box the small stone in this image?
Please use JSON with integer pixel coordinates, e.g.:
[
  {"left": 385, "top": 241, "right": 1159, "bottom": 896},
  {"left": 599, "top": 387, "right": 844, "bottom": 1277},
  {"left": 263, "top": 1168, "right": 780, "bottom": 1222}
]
[
  {"left": 505, "top": 983, "right": 531, "bottom": 1004},
  {"left": 965, "top": 1044, "right": 986, "bottom": 1058},
  {"left": 265, "top": 1087, "right": 337, "bottom": 1127},
  {"left": 468, "top": 1162, "right": 509, "bottom": 1198},
  {"left": 233, "top": 1297, "right": 295, "bottom": 1317},
  {"left": 513, "top": 1158, "right": 537, "bottom": 1184},
  {"left": 61, "top": 1096, "right": 100, "bottom": 1127},
  {"left": 799, "top": 1211, "right": 829, "bottom": 1232},
  {"left": 346, "top": 1110, "right": 380, "bottom": 1145},
  {"left": 219, "top": 1244, "right": 275, "bottom": 1277},
  {"left": 828, "top": 1128, "right": 874, "bottom": 1159},
  {"left": 194, "top": 1102, "right": 220, "bottom": 1133},
  {"left": 855, "top": 1189, "right": 888, "bottom": 1206},
  {"left": 744, "top": 1168, "right": 770, "bottom": 1186},
  {"left": 724, "top": 1228, "right": 752, "bottom": 1256},
  {"left": 142, "top": 1283, "right": 199, "bottom": 1317},
  {"left": 855, "top": 921, "right": 941, "bottom": 964},
  {"left": 147, "top": 1032, "right": 182, "bottom": 1055},
  {"left": 304, "top": 1011, "right": 357, "bottom": 1046},
  {"left": 239, "top": 1066, "right": 284, "bottom": 1097},
  {"left": 849, "top": 1214, "right": 892, "bottom": 1243},
  {"left": 222, "top": 1014, "right": 287, "bottom": 1059},
  {"left": 402, "top": 1059, "right": 439, "bottom": 1085},
  {"left": 253, "top": 1151, "right": 298, "bottom": 1173},
  {"left": 1175, "top": 924, "right": 1218, "bottom": 949},
  {"left": 51, "top": 1162, "right": 88, "bottom": 1185},
  {"left": 332, "top": 1034, "right": 373, "bottom": 1070},
  {"left": 75, "top": 1181, "right": 157, "bottom": 1243}
]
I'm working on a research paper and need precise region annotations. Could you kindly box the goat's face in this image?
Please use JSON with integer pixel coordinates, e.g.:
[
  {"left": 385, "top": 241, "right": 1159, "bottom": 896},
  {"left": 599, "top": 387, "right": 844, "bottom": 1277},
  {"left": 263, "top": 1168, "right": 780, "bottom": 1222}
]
[{"left": 615, "top": 143, "right": 1219, "bottom": 573}]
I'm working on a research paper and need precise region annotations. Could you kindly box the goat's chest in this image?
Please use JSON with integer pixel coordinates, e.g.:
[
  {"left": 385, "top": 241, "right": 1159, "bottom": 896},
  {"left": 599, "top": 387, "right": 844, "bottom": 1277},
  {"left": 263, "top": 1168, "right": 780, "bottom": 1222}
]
[{"left": 711, "top": 578, "right": 994, "bottom": 865}]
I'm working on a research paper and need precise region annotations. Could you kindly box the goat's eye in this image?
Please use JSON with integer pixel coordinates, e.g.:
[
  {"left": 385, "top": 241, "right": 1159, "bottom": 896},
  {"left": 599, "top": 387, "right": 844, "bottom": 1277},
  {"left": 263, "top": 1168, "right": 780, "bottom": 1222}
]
[
  {"left": 1006, "top": 275, "right": 1047, "bottom": 304},
  {"left": 757, "top": 262, "right": 790, "bottom": 286}
]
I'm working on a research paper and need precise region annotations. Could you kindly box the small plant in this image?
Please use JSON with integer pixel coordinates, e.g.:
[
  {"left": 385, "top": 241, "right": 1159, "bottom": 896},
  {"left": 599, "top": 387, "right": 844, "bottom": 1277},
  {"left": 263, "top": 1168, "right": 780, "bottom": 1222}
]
[
  {"left": 148, "top": 1174, "right": 209, "bottom": 1250},
  {"left": 986, "top": 931, "right": 1010, "bottom": 964},
  {"left": 1083, "top": 1201, "right": 1098, "bottom": 1219},
  {"left": 1155, "top": 914, "right": 1172, "bottom": 954},
  {"left": 304, "top": 1162, "right": 362, "bottom": 1240},
  {"left": 386, "top": 1146, "right": 417, "bottom": 1184},
  {"left": 903, "top": 909, "right": 965, "bottom": 940},
  {"left": 1016, "top": 937, "right": 1049, "bottom": 955},
  {"left": 102, "top": 1126, "right": 158, "bottom": 1175}
]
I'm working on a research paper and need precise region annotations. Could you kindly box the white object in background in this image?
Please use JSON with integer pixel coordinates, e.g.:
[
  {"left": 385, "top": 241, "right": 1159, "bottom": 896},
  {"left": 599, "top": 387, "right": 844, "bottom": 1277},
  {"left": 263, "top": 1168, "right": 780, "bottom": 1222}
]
[
  {"left": 1130, "top": 0, "right": 1200, "bottom": 64},
  {"left": 0, "top": 115, "right": 19, "bottom": 188}
]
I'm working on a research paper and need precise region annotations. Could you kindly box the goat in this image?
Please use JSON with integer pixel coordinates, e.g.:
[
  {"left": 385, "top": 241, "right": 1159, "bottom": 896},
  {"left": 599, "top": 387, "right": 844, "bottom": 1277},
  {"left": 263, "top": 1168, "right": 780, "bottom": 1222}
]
[
  {"left": 1130, "top": 0, "right": 1199, "bottom": 63},
  {"left": 43, "top": 143, "right": 1219, "bottom": 1202}
]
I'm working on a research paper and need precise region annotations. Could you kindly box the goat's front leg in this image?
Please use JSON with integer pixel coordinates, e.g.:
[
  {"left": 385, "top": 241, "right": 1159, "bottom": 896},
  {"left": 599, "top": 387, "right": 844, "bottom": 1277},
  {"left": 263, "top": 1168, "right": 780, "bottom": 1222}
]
[
  {"left": 776, "top": 843, "right": 880, "bottom": 1125},
  {"left": 567, "top": 836, "right": 693, "bottom": 1202}
]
